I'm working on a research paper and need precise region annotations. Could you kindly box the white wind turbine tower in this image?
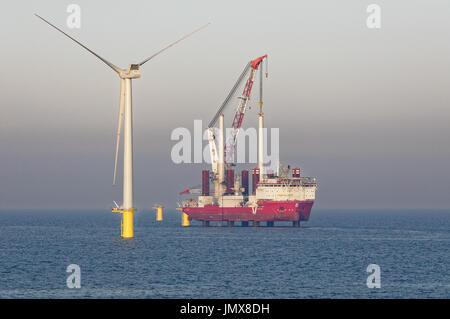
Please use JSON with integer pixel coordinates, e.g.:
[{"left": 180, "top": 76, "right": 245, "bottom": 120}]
[{"left": 35, "top": 14, "right": 209, "bottom": 238}]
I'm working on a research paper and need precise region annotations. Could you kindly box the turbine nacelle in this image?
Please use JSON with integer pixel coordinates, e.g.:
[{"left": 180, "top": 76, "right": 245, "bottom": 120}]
[{"left": 119, "top": 64, "right": 141, "bottom": 79}]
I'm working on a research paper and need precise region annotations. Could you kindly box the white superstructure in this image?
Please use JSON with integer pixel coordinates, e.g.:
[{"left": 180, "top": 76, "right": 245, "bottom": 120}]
[{"left": 255, "top": 178, "right": 317, "bottom": 202}]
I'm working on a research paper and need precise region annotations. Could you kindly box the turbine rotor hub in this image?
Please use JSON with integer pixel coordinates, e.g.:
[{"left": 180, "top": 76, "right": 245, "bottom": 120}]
[{"left": 120, "top": 64, "right": 141, "bottom": 79}]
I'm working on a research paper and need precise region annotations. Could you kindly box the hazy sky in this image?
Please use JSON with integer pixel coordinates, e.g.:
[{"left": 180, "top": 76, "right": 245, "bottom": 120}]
[{"left": 1, "top": 0, "right": 449, "bottom": 209}]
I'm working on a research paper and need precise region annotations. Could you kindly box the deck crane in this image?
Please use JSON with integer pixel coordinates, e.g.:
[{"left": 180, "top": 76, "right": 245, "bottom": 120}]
[
  {"left": 226, "top": 55, "right": 268, "bottom": 164},
  {"left": 206, "top": 55, "right": 268, "bottom": 186}
]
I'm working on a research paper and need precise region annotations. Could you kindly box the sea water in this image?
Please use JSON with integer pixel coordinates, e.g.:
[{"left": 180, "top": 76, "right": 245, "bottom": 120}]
[{"left": 0, "top": 209, "right": 448, "bottom": 298}]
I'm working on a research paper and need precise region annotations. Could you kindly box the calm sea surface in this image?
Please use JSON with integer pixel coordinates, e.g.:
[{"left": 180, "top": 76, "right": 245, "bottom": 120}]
[{"left": 0, "top": 209, "right": 448, "bottom": 298}]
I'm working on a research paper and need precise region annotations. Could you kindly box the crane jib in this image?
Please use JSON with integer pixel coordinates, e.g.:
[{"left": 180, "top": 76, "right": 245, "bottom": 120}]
[
  {"left": 206, "top": 55, "right": 267, "bottom": 165},
  {"left": 208, "top": 62, "right": 251, "bottom": 128},
  {"left": 225, "top": 66, "right": 259, "bottom": 163}
]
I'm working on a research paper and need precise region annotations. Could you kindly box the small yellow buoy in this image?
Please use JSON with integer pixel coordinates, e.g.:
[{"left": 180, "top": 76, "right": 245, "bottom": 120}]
[
  {"left": 182, "top": 212, "right": 190, "bottom": 227},
  {"left": 176, "top": 207, "right": 190, "bottom": 227},
  {"left": 152, "top": 205, "right": 163, "bottom": 221}
]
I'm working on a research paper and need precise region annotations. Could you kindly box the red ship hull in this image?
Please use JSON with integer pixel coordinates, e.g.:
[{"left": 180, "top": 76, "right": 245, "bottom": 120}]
[{"left": 182, "top": 200, "right": 314, "bottom": 222}]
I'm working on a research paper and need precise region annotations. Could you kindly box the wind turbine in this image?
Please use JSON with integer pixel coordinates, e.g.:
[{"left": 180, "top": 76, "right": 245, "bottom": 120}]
[{"left": 35, "top": 14, "right": 209, "bottom": 238}]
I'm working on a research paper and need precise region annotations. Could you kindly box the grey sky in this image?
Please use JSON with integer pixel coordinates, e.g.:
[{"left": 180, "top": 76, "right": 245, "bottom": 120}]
[{"left": 1, "top": 0, "right": 449, "bottom": 209}]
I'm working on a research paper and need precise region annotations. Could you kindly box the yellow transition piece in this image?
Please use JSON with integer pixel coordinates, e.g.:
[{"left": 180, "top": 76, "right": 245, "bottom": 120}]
[{"left": 112, "top": 208, "right": 135, "bottom": 238}]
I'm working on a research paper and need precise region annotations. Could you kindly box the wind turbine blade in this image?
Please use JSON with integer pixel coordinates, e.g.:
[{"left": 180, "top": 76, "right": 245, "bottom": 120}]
[
  {"left": 138, "top": 23, "right": 210, "bottom": 66},
  {"left": 113, "top": 79, "right": 126, "bottom": 185},
  {"left": 35, "top": 14, "right": 121, "bottom": 74}
]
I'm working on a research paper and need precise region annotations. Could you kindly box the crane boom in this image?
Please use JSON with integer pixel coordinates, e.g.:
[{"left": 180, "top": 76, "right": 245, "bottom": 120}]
[
  {"left": 206, "top": 62, "right": 250, "bottom": 180},
  {"left": 225, "top": 55, "right": 267, "bottom": 163},
  {"left": 206, "top": 55, "right": 267, "bottom": 183}
]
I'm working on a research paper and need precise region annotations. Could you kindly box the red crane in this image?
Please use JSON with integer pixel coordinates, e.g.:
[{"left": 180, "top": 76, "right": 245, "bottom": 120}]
[
  {"left": 226, "top": 55, "right": 267, "bottom": 163},
  {"left": 208, "top": 55, "right": 268, "bottom": 165}
]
